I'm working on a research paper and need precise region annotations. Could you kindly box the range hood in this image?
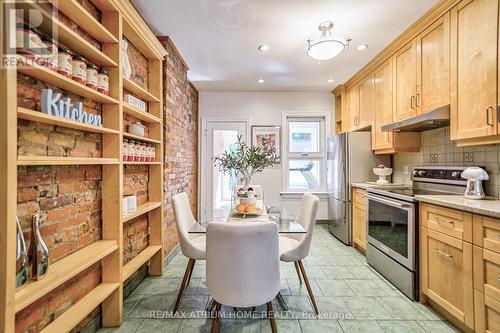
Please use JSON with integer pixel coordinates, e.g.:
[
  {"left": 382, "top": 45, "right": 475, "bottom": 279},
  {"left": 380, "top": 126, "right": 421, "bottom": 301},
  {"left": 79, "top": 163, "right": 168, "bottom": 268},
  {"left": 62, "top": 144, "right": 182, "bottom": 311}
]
[{"left": 381, "top": 105, "right": 450, "bottom": 132}]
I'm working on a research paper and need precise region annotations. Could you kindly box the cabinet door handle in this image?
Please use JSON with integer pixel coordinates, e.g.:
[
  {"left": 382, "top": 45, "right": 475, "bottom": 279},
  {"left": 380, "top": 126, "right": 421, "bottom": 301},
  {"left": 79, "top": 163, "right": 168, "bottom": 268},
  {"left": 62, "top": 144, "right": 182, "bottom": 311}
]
[
  {"left": 434, "top": 248, "right": 453, "bottom": 259},
  {"left": 416, "top": 93, "right": 421, "bottom": 107},
  {"left": 410, "top": 96, "right": 415, "bottom": 109},
  {"left": 487, "top": 106, "right": 494, "bottom": 126}
]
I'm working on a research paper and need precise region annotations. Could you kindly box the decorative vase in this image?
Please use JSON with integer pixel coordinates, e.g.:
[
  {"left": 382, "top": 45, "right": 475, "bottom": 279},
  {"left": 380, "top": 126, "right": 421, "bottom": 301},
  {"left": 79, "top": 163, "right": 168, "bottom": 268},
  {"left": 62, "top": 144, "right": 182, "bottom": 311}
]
[
  {"left": 28, "top": 213, "right": 49, "bottom": 280},
  {"left": 16, "top": 217, "right": 29, "bottom": 289},
  {"left": 373, "top": 167, "right": 393, "bottom": 185}
]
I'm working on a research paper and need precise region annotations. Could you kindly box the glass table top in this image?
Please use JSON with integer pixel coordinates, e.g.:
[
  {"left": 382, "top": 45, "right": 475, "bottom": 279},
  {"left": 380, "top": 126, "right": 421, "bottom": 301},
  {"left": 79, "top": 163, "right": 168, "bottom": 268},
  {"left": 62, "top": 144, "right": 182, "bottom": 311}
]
[{"left": 188, "top": 205, "right": 306, "bottom": 234}]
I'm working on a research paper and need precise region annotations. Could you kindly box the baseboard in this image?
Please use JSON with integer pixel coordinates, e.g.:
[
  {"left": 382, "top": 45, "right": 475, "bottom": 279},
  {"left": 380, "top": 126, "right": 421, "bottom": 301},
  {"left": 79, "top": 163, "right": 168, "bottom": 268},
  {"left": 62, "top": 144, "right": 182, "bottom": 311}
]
[
  {"left": 164, "top": 244, "right": 181, "bottom": 267},
  {"left": 316, "top": 219, "right": 329, "bottom": 225}
]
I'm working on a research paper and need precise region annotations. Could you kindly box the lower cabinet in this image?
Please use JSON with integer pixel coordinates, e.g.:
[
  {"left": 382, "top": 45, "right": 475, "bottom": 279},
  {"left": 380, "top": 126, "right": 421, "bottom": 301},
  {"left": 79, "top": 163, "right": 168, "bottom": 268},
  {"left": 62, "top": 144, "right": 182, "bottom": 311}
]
[
  {"left": 420, "top": 203, "right": 500, "bottom": 332},
  {"left": 352, "top": 202, "right": 366, "bottom": 251}
]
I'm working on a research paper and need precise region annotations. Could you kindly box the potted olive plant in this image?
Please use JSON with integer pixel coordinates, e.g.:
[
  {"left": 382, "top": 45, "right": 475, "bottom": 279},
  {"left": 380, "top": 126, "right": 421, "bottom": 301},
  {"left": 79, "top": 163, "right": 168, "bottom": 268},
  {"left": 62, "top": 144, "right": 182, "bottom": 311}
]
[{"left": 214, "top": 135, "right": 277, "bottom": 190}]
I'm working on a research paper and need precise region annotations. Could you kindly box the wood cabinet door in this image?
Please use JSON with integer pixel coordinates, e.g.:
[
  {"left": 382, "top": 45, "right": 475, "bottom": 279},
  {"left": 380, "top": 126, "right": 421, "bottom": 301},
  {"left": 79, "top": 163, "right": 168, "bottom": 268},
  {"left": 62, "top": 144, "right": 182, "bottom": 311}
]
[
  {"left": 346, "top": 85, "right": 360, "bottom": 131},
  {"left": 352, "top": 202, "right": 366, "bottom": 251},
  {"left": 420, "top": 227, "right": 474, "bottom": 328},
  {"left": 372, "top": 59, "right": 394, "bottom": 150},
  {"left": 359, "top": 73, "right": 375, "bottom": 129},
  {"left": 473, "top": 246, "right": 500, "bottom": 301},
  {"left": 450, "top": 0, "right": 498, "bottom": 140},
  {"left": 393, "top": 39, "right": 417, "bottom": 121},
  {"left": 416, "top": 12, "right": 450, "bottom": 114},
  {"left": 474, "top": 290, "right": 500, "bottom": 333}
]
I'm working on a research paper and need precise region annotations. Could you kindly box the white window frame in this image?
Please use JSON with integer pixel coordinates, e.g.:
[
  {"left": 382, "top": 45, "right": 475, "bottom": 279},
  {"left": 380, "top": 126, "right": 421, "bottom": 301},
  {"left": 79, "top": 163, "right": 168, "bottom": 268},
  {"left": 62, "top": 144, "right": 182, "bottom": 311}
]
[{"left": 281, "top": 111, "right": 330, "bottom": 193}]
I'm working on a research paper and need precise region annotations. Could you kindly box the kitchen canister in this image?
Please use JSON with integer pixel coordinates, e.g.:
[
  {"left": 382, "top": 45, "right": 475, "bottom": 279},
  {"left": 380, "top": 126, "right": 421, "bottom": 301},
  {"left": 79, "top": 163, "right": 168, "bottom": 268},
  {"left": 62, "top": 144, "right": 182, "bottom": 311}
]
[
  {"left": 129, "top": 122, "right": 146, "bottom": 137},
  {"left": 126, "top": 195, "right": 137, "bottom": 212},
  {"left": 122, "top": 197, "right": 128, "bottom": 215}
]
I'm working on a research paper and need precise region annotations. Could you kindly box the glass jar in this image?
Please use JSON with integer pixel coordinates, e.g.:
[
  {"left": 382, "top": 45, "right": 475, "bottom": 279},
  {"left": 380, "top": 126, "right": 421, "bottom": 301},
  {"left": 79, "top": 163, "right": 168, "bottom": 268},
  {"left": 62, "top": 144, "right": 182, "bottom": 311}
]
[
  {"left": 97, "top": 68, "right": 109, "bottom": 95},
  {"left": 142, "top": 143, "right": 148, "bottom": 162},
  {"left": 134, "top": 141, "right": 141, "bottom": 162},
  {"left": 16, "top": 23, "right": 43, "bottom": 59},
  {"left": 58, "top": 47, "right": 73, "bottom": 77},
  {"left": 127, "top": 140, "right": 135, "bottom": 162},
  {"left": 71, "top": 55, "right": 87, "bottom": 84},
  {"left": 146, "top": 144, "right": 153, "bottom": 162},
  {"left": 122, "top": 139, "right": 129, "bottom": 161},
  {"left": 40, "top": 35, "right": 57, "bottom": 70},
  {"left": 86, "top": 63, "right": 99, "bottom": 90}
]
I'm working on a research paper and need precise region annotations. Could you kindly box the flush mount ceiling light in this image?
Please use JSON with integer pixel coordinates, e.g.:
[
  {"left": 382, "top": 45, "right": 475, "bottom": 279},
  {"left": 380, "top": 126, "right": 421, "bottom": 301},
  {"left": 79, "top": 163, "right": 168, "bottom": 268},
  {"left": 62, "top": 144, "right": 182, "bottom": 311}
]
[
  {"left": 258, "top": 44, "right": 269, "bottom": 52},
  {"left": 306, "top": 21, "right": 350, "bottom": 61},
  {"left": 327, "top": 78, "right": 334, "bottom": 83},
  {"left": 357, "top": 44, "right": 368, "bottom": 51},
  {"left": 257, "top": 78, "right": 265, "bottom": 83}
]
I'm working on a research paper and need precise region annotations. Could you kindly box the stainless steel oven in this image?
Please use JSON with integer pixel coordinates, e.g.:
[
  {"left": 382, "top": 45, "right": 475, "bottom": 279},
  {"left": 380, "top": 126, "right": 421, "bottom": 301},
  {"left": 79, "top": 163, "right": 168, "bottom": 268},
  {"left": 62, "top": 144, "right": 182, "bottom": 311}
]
[{"left": 366, "top": 192, "right": 415, "bottom": 271}]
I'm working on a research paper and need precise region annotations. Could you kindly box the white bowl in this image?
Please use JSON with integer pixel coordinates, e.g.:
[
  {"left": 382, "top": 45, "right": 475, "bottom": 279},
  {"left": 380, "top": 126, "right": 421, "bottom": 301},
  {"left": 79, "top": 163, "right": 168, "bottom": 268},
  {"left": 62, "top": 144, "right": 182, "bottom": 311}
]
[
  {"left": 239, "top": 197, "right": 257, "bottom": 205},
  {"left": 373, "top": 167, "right": 393, "bottom": 176}
]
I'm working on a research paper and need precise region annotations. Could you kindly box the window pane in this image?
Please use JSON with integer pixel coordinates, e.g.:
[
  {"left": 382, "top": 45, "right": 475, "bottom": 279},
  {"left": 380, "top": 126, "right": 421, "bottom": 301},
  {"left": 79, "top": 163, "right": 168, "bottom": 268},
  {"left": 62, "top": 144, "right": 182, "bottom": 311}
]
[
  {"left": 289, "top": 121, "right": 320, "bottom": 153},
  {"left": 288, "top": 160, "right": 321, "bottom": 190}
]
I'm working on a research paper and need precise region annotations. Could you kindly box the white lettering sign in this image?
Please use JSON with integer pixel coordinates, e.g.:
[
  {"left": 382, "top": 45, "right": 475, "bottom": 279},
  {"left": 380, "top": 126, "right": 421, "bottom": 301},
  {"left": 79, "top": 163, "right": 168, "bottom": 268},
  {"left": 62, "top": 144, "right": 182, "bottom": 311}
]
[{"left": 41, "top": 89, "right": 103, "bottom": 127}]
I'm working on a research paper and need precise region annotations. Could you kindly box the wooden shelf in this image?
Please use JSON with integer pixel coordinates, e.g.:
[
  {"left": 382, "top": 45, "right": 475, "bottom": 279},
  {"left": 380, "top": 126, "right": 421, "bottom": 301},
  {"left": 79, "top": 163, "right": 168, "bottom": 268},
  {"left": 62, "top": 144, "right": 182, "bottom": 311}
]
[
  {"left": 16, "top": 1, "right": 117, "bottom": 67},
  {"left": 123, "top": 202, "right": 161, "bottom": 223},
  {"left": 17, "top": 56, "right": 118, "bottom": 104},
  {"left": 40, "top": 283, "right": 119, "bottom": 333},
  {"left": 123, "top": 246, "right": 162, "bottom": 281},
  {"left": 17, "top": 156, "right": 119, "bottom": 166},
  {"left": 123, "top": 78, "right": 160, "bottom": 103},
  {"left": 15, "top": 241, "right": 118, "bottom": 312},
  {"left": 49, "top": 0, "right": 118, "bottom": 43},
  {"left": 123, "top": 102, "right": 161, "bottom": 123},
  {"left": 18, "top": 108, "right": 119, "bottom": 135},
  {"left": 122, "top": 161, "right": 161, "bottom": 165},
  {"left": 123, "top": 132, "right": 161, "bottom": 144}
]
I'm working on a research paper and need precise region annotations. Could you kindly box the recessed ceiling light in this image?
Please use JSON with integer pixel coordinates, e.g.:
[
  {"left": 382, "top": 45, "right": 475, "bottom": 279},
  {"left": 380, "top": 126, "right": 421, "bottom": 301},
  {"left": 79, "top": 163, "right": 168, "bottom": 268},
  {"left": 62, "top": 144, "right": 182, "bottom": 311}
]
[
  {"left": 357, "top": 44, "right": 368, "bottom": 51},
  {"left": 258, "top": 44, "right": 269, "bottom": 52},
  {"left": 257, "top": 78, "right": 265, "bottom": 83},
  {"left": 327, "top": 79, "right": 334, "bottom": 83}
]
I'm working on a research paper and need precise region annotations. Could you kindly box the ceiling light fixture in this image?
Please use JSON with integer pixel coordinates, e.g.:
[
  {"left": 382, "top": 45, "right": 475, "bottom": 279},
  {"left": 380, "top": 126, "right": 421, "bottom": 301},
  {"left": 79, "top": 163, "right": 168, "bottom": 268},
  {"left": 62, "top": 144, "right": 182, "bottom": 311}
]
[
  {"left": 306, "top": 21, "right": 350, "bottom": 61},
  {"left": 258, "top": 44, "right": 269, "bottom": 52},
  {"left": 257, "top": 78, "right": 265, "bottom": 83},
  {"left": 357, "top": 44, "right": 368, "bottom": 51},
  {"left": 327, "top": 79, "right": 334, "bottom": 83}
]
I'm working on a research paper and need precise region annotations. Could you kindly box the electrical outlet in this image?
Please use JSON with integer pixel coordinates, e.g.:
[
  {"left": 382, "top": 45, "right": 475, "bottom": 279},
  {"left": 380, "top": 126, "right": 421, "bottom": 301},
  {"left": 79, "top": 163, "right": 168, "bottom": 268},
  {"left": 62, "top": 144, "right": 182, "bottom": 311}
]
[
  {"left": 464, "top": 152, "right": 473, "bottom": 162},
  {"left": 430, "top": 154, "right": 438, "bottom": 163}
]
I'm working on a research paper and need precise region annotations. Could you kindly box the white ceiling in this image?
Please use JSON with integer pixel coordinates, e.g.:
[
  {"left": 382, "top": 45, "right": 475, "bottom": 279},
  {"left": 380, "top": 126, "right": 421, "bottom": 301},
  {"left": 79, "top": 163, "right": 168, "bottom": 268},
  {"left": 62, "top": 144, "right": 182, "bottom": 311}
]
[{"left": 132, "top": 0, "right": 438, "bottom": 92}]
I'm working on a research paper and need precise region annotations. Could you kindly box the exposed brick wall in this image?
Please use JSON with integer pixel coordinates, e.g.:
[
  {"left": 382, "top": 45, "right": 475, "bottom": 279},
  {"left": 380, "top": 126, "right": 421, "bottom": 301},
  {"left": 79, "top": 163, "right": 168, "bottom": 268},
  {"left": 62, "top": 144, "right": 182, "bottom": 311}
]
[{"left": 159, "top": 38, "right": 198, "bottom": 255}]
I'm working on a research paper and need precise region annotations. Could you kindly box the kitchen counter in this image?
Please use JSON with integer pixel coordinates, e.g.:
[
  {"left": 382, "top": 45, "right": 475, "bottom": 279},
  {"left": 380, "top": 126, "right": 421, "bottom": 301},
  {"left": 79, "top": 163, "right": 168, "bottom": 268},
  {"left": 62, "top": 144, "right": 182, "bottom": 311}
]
[
  {"left": 351, "top": 182, "right": 408, "bottom": 190},
  {"left": 415, "top": 195, "right": 500, "bottom": 219}
]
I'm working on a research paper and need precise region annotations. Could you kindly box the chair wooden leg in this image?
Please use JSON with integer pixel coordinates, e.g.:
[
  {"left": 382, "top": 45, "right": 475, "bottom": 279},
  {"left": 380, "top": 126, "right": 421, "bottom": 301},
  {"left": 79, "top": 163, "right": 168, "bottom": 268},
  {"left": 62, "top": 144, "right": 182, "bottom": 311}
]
[
  {"left": 173, "top": 258, "right": 194, "bottom": 313},
  {"left": 186, "top": 259, "right": 196, "bottom": 286},
  {"left": 293, "top": 261, "right": 302, "bottom": 284},
  {"left": 211, "top": 302, "right": 222, "bottom": 333},
  {"left": 267, "top": 302, "right": 278, "bottom": 333},
  {"left": 298, "top": 260, "right": 319, "bottom": 315}
]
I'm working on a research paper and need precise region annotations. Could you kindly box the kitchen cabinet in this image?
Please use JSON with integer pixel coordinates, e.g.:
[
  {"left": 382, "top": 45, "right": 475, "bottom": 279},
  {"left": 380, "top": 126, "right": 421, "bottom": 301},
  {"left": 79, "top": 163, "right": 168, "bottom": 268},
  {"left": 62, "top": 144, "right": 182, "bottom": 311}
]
[
  {"left": 351, "top": 188, "right": 367, "bottom": 252},
  {"left": 333, "top": 85, "right": 345, "bottom": 134},
  {"left": 421, "top": 203, "right": 500, "bottom": 332},
  {"left": 450, "top": 0, "right": 498, "bottom": 141},
  {"left": 358, "top": 73, "right": 375, "bottom": 130},
  {"left": 416, "top": 12, "right": 450, "bottom": 114},
  {"left": 344, "top": 85, "right": 360, "bottom": 132},
  {"left": 393, "top": 40, "right": 417, "bottom": 121}
]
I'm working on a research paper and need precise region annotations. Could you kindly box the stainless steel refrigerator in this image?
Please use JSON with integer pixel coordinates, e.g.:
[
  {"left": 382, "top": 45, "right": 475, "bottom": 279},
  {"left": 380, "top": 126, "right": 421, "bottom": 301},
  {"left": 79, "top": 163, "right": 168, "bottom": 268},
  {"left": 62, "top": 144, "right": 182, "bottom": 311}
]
[{"left": 327, "top": 132, "right": 390, "bottom": 244}]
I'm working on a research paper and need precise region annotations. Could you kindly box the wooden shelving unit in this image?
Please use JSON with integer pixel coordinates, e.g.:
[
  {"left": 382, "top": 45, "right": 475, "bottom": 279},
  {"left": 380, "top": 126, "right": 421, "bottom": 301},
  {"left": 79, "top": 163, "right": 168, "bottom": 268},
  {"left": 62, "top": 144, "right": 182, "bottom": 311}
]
[
  {"left": 123, "top": 132, "right": 161, "bottom": 144},
  {"left": 1, "top": 0, "right": 167, "bottom": 332}
]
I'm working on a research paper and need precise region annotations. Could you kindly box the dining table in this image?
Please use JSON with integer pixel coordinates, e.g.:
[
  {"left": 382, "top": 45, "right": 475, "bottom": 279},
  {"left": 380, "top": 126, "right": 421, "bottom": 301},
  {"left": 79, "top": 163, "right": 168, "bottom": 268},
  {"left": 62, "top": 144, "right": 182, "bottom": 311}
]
[{"left": 188, "top": 205, "right": 306, "bottom": 312}]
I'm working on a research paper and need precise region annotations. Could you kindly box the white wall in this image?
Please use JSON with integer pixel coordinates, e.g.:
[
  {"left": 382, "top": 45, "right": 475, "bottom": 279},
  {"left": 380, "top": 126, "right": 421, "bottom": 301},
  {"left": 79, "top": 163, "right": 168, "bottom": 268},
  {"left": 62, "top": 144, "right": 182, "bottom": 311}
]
[{"left": 199, "top": 91, "right": 333, "bottom": 219}]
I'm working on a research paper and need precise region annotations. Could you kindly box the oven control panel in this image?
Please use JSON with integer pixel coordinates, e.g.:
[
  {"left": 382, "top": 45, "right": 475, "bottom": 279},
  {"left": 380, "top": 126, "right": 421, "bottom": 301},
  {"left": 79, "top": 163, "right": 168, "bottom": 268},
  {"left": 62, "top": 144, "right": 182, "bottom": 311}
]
[{"left": 410, "top": 166, "right": 475, "bottom": 184}]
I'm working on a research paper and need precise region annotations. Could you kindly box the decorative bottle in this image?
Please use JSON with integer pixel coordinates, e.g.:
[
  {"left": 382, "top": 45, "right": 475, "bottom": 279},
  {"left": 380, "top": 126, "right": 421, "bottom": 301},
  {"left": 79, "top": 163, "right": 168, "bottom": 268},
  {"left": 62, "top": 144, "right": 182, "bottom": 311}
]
[
  {"left": 15, "top": 217, "right": 29, "bottom": 288},
  {"left": 28, "top": 213, "right": 49, "bottom": 280}
]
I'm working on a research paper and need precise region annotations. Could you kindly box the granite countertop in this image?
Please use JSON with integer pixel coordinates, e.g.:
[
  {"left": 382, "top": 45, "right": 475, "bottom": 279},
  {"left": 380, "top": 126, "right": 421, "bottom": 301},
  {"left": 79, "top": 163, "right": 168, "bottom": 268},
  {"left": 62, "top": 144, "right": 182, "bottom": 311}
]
[
  {"left": 351, "top": 182, "right": 409, "bottom": 190},
  {"left": 415, "top": 195, "right": 500, "bottom": 219}
]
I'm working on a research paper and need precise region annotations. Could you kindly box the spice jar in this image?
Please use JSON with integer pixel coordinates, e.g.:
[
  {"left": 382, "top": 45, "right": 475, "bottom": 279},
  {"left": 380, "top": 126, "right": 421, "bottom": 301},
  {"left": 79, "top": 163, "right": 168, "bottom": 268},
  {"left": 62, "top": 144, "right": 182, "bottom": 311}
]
[
  {"left": 86, "top": 63, "right": 99, "bottom": 90},
  {"left": 142, "top": 143, "right": 148, "bottom": 162},
  {"left": 58, "top": 48, "right": 73, "bottom": 77},
  {"left": 122, "top": 139, "right": 129, "bottom": 161},
  {"left": 134, "top": 141, "right": 142, "bottom": 162},
  {"left": 71, "top": 55, "right": 87, "bottom": 84},
  {"left": 127, "top": 140, "right": 135, "bottom": 162},
  {"left": 97, "top": 68, "right": 109, "bottom": 95},
  {"left": 16, "top": 23, "right": 44, "bottom": 60},
  {"left": 40, "top": 35, "right": 58, "bottom": 70},
  {"left": 148, "top": 144, "right": 154, "bottom": 162}
]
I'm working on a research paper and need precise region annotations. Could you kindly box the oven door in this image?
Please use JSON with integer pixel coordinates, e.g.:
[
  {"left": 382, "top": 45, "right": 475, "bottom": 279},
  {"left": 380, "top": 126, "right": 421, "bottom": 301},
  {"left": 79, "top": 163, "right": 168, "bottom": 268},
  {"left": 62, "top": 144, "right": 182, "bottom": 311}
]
[{"left": 366, "top": 193, "right": 415, "bottom": 270}]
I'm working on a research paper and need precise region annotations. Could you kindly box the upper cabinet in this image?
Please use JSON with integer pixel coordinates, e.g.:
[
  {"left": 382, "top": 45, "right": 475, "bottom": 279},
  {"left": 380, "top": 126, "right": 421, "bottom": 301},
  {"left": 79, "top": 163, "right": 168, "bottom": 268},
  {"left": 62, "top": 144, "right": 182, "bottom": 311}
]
[
  {"left": 393, "top": 40, "right": 418, "bottom": 121},
  {"left": 358, "top": 73, "right": 375, "bottom": 130},
  {"left": 345, "top": 84, "right": 360, "bottom": 131},
  {"left": 450, "top": 0, "right": 498, "bottom": 141},
  {"left": 372, "top": 59, "right": 394, "bottom": 151},
  {"left": 416, "top": 12, "right": 450, "bottom": 114}
]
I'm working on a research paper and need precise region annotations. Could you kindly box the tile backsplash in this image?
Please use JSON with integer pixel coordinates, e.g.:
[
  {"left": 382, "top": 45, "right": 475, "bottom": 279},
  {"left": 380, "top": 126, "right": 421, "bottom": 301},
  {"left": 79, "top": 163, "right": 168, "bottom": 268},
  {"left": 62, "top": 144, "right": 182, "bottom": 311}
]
[{"left": 393, "top": 127, "right": 500, "bottom": 197}]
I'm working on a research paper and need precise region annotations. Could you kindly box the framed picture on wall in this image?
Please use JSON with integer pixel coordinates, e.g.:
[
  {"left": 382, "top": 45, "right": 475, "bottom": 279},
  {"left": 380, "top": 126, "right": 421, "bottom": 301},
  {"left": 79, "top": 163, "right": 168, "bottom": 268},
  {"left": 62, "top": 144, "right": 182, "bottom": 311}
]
[{"left": 251, "top": 125, "right": 281, "bottom": 164}]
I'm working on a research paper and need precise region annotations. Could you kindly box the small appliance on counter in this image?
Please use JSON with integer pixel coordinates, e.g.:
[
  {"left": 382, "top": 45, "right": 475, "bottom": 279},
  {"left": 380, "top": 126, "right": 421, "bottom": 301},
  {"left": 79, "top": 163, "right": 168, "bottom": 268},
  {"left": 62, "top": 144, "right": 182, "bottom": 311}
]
[{"left": 461, "top": 167, "right": 489, "bottom": 199}]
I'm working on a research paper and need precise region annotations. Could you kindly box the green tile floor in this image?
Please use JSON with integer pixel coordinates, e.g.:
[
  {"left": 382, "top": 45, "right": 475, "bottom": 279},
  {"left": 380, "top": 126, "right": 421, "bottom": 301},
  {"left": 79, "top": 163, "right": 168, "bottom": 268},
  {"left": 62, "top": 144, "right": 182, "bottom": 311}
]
[{"left": 98, "top": 225, "right": 461, "bottom": 333}]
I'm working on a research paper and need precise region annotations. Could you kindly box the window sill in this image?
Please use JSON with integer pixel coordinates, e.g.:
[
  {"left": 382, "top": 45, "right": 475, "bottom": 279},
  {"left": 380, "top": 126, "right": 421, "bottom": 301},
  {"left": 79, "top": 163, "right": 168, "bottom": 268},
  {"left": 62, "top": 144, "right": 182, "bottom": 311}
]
[{"left": 280, "top": 192, "right": 329, "bottom": 200}]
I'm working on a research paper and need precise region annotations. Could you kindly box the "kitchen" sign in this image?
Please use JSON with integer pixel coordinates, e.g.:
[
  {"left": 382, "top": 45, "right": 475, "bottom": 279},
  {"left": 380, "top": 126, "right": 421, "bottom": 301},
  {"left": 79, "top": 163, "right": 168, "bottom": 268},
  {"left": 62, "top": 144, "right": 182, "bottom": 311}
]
[{"left": 41, "top": 89, "right": 103, "bottom": 127}]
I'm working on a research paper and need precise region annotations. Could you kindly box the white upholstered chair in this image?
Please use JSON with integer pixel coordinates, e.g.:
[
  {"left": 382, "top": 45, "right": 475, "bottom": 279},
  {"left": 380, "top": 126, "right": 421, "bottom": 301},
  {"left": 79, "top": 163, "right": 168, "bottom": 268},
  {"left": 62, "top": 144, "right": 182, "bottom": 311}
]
[
  {"left": 172, "top": 192, "right": 206, "bottom": 313},
  {"left": 279, "top": 193, "right": 320, "bottom": 314},
  {"left": 207, "top": 222, "right": 280, "bottom": 333}
]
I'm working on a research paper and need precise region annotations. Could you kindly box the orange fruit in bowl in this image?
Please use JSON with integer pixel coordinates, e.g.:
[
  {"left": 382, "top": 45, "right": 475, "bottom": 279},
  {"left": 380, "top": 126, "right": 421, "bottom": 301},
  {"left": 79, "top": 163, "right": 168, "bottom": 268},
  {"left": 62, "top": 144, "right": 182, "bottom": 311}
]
[
  {"left": 245, "top": 205, "right": 257, "bottom": 213},
  {"left": 235, "top": 204, "right": 246, "bottom": 212}
]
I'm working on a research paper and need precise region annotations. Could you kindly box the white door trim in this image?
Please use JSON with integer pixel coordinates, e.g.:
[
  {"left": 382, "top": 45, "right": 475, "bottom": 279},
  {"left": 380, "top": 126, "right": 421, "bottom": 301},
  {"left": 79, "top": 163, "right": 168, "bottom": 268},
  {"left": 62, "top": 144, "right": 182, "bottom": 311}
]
[{"left": 198, "top": 117, "right": 251, "bottom": 221}]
